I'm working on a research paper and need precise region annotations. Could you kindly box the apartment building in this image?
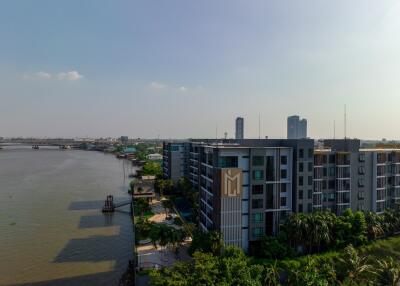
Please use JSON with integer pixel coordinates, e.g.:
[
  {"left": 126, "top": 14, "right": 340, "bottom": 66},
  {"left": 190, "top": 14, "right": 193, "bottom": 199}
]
[
  {"left": 162, "top": 142, "right": 190, "bottom": 183},
  {"left": 166, "top": 138, "right": 313, "bottom": 251},
  {"left": 163, "top": 138, "right": 400, "bottom": 252}
]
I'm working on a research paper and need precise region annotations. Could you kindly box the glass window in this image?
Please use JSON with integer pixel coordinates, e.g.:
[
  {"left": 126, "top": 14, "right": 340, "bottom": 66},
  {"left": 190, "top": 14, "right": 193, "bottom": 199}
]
[
  {"left": 308, "top": 203, "right": 312, "bottom": 213},
  {"left": 252, "top": 185, "right": 264, "bottom": 195},
  {"left": 358, "top": 178, "right": 365, "bottom": 187},
  {"left": 308, "top": 176, "right": 313, "bottom": 186},
  {"left": 252, "top": 156, "right": 264, "bottom": 166},
  {"left": 329, "top": 167, "right": 335, "bottom": 176},
  {"left": 299, "top": 149, "right": 304, "bottom": 158},
  {"left": 308, "top": 149, "right": 313, "bottom": 159},
  {"left": 281, "top": 169, "right": 287, "bottom": 179},
  {"left": 308, "top": 189, "right": 312, "bottom": 199},
  {"left": 280, "top": 156, "right": 287, "bottom": 165},
  {"left": 358, "top": 191, "right": 365, "bottom": 200},
  {"left": 308, "top": 162, "right": 313, "bottom": 172},
  {"left": 280, "top": 197, "right": 287, "bottom": 207},
  {"left": 298, "top": 204, "right": 303, "bottom": 212},
  {"left": 299, "top": 162, "right": 304, "bottom": 172},
  {"left": 281, "top": 183, "right": 287, "bottom": 193},
  {"left": 299, "top": 176, "right": 304, "bottom": 186},
  {"left": 252, "top": 170, "right": 264, "bottom": 180},
  {"left": 329, "top": 155, "right": 335, "bottom": 164},
  {"left": 252, "top": 227, "right": 264, "bottom": 237},
  {"left": 299, "top": 190, "right": 303, "bottom": 199},
  {"left": 266, "top": 156, "right": 275, "bottom": 181},
  {"left": 266, "top": 184, "right": 274, "bottom": 209},
  {"left": 252, "top": 213, "right": 264, "bottom": 223},
  {"left": 219, "top": 156, "right": 238, "bottom": 168},
  {"left": 252, "top": 199, "right": 263, "bottom": 209}
]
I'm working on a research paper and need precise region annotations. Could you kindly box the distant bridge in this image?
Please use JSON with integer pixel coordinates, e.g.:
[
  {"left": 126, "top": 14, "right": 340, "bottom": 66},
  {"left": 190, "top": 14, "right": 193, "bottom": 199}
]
[{"left": 0, "top": 139, "right": 90, "bottom": 147}]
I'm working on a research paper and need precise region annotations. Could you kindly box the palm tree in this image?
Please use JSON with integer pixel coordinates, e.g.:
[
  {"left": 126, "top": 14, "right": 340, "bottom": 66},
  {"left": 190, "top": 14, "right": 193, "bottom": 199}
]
[
  {"left": 364, "top": 211, "right": 384, "bottom": 240},
  {"left": 376, "top": 257, "right": 400, "bottom": 286},
  {"left": 338, "top": 244, "right": 374, "bottom": 285},
  {"left": 262, "top": 261, "right": 281, "bottom": 286}
]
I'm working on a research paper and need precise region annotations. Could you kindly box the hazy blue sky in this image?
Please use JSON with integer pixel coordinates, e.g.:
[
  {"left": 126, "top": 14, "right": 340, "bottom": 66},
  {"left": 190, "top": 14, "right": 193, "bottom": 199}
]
[{"left": 1, "top": 0, "right": 400, "bottom": 139}]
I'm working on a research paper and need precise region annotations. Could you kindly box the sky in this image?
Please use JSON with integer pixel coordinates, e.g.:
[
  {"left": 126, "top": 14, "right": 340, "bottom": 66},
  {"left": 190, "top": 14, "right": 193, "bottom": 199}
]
[{"left": 1, "top": 0, "right": 400, "bottom": 140}]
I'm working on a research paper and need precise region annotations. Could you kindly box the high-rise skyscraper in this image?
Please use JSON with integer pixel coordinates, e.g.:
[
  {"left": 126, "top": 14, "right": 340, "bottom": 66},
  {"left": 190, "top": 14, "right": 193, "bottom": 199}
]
[
  {"left": 235, "top": 117, "right": 244, "bottom": 139},
  {"left": 287, "top": 115, "right": 307, "bottom": 139}
]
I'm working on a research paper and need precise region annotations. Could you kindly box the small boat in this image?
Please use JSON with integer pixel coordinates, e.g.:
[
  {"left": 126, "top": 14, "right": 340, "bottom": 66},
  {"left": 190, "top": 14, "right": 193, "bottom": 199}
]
[{"left": 32, "top": 145, "right": 39, "bottom": 150}]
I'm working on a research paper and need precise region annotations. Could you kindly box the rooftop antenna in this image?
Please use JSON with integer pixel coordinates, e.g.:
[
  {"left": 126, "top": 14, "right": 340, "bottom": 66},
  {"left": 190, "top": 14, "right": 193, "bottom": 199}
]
[
  {"left": 334, "top": 120, "right": 336, "bottom": 139},
  {"left": 344, "top": 104, "right": 347, "bottom": 139},
  {"left": 258, "top": 113, "right": 261, "bottom": 139}
]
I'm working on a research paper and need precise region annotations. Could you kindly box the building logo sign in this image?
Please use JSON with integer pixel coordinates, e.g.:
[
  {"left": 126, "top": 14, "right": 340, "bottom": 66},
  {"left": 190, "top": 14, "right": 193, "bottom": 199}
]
[{"left": 221, "top": 168, "right": 242, "bottom": 197}]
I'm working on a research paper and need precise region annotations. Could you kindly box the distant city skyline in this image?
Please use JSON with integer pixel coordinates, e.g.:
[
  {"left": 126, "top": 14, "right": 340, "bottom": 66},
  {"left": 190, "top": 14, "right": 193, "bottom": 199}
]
[{"left": 1, "top": 1, "right": 400, "bottom": 139}]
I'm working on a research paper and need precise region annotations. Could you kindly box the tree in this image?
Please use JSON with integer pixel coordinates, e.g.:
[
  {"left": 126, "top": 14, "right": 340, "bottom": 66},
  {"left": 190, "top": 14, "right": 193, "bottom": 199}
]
[
  {"left": 285, "top": 257, "right": 334, "bottom": 286},
  {"left": 134, "top": 198, "right": 151, "bottom": 217},
  {"left": 188, "top": 230, "right": 224, "bottom": 256},
  {"left": 376, "top": 257, "right": 400, "bottom": 286},
  {"left": 260, "top": 236, "right": 290, "bottom": 259},
  {"left": 337, "top": 244, "right": 373, "bottom": 285},
  {"left": 161, "top": 199, "right": 174, "bottom": 218},
  {"left": 150, "top": 246, "right": 264, "bottom": 286},
  {"left": 135, "top": 217, "right": 153, "bottom": 240},
  {"left": 155, "top": 179, "right": 174, "bottom": 196},
  {"left": 142, "top": 161, "right": 162, "bottom": 177},
  {"left": 262, "top": 261, "right": 281, "bottom": 286},
  {"left": 364, "top": 211, "right": 384, "bottom": 240}
]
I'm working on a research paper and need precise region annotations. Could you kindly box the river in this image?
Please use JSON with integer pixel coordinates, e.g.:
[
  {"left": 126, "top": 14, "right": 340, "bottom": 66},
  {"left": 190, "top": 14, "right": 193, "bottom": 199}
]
[{"left": 0, "top": 146, "right": 135, "bottom": 286}]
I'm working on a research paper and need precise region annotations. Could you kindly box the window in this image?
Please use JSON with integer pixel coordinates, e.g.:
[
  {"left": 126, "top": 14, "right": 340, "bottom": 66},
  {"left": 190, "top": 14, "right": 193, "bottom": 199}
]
[
  {"left": 252, "top": 156, "right": 264, "bottom": 166},
  {"left": 298, "top": 204, "right": 303, "bottom": 212},
  {"left": 358, "top": 191, "right": 365, "bottom": 200},
  {"left": 299, "top": 149, "right": 304, "bottom": 158},
  {"left": 322, "top": 180, "right": 327, "bottom": 190},
  {"left": 308, "top": 203, "right": 312, "bottom": 213},
  {"left": 266, "top": 156, "right": 275, "bottom": 181},
  {"left": 329, "top": 167, "right": 335, "bottom": 176},
  {"left": 281, "top": 156, "right": 287, "bottom": 165},
  {"left": 299, "top": 176, "right": 304, "bottom": 186},
  {"left": 329, "top": 155, "right": 335, "bottom": 164},
  {"left": 252, "top": 170, "right": 264, "bottom": 180},
  {"left": 266, "top": 184, "right": 274, "bottom": 209},
  {"left": 252, "top": 213, "right": 263, "bottom": 223},
  {"left": 219, "top": 156, "right": 238, "bottom": 168},
  {"left": 252, "top": 199, "right": 263, "bottom": 209},
  {"left": 299, "top": 190, "right": 303, "bottom": 199},
  {"left": 359, "top": 153, "right": 365, "bottom": 162},
  {"left": 358, "top": 178, "right": 365, "bottom": 188},
  {"left": 280, "top": 197, "right": 287, "bottom": 207},
  {"left": 281, "top": 169, "right": 287, "bottom": 179},
  {"left": 281, "top": 183, "right": 287, "bottom": 193},
  {"left": 308, "top": 176, "right": 313, "bottom": 185},
  {"left": 299, "top": 162, "right": 304, "bottom": 172},
  {"left": 308, "top": 149, "right": 313, "bottom": 159},
  {"left": 252, "top": 227, "right": 264, "bottom": 237},
  {"left": 323, "top": 167, "right": 327, "bottom": 177},
  {"left": 252, "top": 185, "right": 264, "bottom": 195},
  {"left": 308, "top": 189, "right": 313, "bottom": 199},
  {"left": 358, "top": 203, "right": 365, "bottom": 211},
  {"left": 329, "top": 180, "right": 335, "bottom": 189},
  {"left": 308, "top": 162, "right": 313, "bottom": 172}
]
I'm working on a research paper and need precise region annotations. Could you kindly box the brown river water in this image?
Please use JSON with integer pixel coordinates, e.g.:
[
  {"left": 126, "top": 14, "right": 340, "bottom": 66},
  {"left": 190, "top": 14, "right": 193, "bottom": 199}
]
[{"left": 0, "top": 146, "right": 134, "bottom": 286}]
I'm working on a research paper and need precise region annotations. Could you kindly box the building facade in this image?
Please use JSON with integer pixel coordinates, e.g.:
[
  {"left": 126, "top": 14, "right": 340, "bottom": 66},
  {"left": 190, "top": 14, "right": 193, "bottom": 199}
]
[
  {"left": 235, "top": 117, "right": 244, "bottom": 140},
  {"left": 287, "top": 115, "right": 307, "bottom": 139},
  {"left": 163, "top": 138, "right": 400, "bottom": 252}
]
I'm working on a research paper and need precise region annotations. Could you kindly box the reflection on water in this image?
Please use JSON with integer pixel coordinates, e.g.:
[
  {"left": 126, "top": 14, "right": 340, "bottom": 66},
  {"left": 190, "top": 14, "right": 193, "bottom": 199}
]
[{"left": 0, "top": 147, "right": 134, "bottom": 286}]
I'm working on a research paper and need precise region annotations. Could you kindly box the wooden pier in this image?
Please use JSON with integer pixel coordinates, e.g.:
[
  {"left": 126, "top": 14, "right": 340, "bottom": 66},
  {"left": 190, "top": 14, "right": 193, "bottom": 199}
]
[{"left": 102, "top": 195, "right": 133, "bottom": 214}]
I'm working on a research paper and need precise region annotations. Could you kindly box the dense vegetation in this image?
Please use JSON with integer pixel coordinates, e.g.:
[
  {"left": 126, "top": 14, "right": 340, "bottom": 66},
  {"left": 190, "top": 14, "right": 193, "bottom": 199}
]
[
  {"left": 150, "top": 235, "right": 400, "bottom": 286},
  {"left": 257, "top": 208, "right": 400, "bottom": 260}
]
